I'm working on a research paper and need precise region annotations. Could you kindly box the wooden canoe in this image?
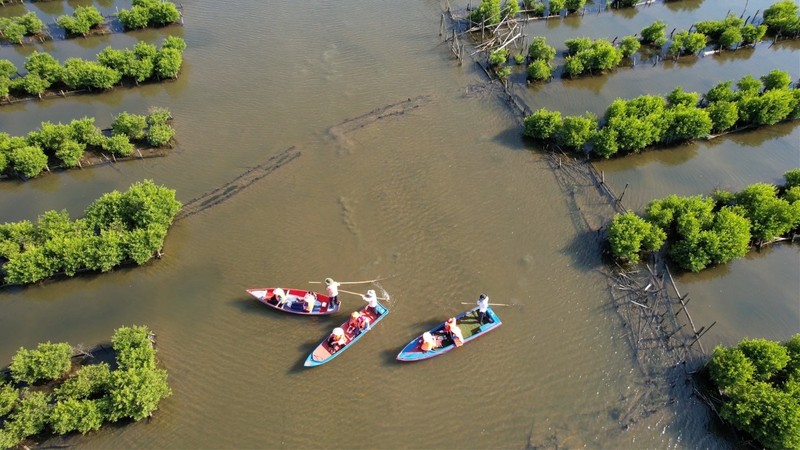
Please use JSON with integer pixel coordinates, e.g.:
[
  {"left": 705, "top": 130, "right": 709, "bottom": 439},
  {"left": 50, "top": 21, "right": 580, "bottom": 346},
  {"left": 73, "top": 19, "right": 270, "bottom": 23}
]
[
  {"left": 304, "top": 302, "right": 389, "bottom": 367},
  {"left": 396, "top": 306, "right": 501, "bottom": 362},
  {"left": 246, "top": 288, "right": 339, "bottom": 315}
]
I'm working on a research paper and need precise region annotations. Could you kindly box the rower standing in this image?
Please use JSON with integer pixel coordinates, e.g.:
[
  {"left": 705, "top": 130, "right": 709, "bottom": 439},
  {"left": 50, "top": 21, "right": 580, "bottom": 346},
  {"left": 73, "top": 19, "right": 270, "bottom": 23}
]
[
  {"left": 325, "top": 278, "right": 341, "bottom": 309},
  {"left": 477, "top": 293, "right": 490, "bottom": 325}
]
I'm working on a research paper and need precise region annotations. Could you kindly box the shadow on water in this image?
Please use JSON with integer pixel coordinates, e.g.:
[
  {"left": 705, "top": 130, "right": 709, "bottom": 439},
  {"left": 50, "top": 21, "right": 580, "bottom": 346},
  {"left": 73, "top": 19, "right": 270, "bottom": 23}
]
[
  {"left": 0, "top": 262, "right": 143, "bottom": 296},
  {"left": 287, "top": 341, "right": 320, "bottom": 374},
  {"left": 665, "top": 0, "right": 705, "bottom": 11},
  {"left": 707, "top": 120, "right": 799, "bottom": 148},
  {"left": 561, "top": 229, "right": 606, "bottom": 273}
]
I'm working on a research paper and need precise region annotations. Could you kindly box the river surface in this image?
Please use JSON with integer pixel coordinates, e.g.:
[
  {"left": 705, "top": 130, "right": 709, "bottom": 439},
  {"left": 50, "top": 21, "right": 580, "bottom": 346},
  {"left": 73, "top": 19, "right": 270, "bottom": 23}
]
[{"left": 0, "top": 0, "right": 797, "bottom": 448}]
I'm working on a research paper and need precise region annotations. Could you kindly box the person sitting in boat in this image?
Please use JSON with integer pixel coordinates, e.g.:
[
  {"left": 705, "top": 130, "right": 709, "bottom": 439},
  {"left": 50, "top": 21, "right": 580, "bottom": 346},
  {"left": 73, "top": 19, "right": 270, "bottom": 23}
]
[
  {"left": 420, "top": 331, "right": 442, "bottom": 352},
  {"left": 444, "top": 317, "right": 464, "bottom": 347},
  {"left": 327, "top": 327, "right": 347, "bottom": 352},
  {"left": 303, "top": 291, "right": 317, "bottom": 313},
  {"left": 269, "top": 288, "right": 287, "bottom": 307},
  {"left": 361, "top": 289, "right": 379, "bottom": 314},
  {"left": 346, "top": 311, "right": 371, "bottom": 335},
  {"left": 325, "top": 278, "right": 341, "bottom": 309}
]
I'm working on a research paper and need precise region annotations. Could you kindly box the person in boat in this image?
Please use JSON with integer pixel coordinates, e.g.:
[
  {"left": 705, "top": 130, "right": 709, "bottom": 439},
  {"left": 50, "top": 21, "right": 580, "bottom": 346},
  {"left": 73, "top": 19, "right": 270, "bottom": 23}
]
[
  {"left": 443, "top": 317, "right": 464, "bottom": 347},
  {"left": 346, "top": 311, "right": 371, "bottom": 335},
  {"left": 477, "top": 293, "right": 490, "bottom": 325},
  {"left": 420, "top": 331, "right": 442, "bottom": 352},
  {"left": 327, "top": 327, "right": 347, "bottom": 352},
  {"left": 361, "top": 289, "right": 379, "bottom": 314},
  {"left": 269, "top": 288, "right": 287, "bottom": 307},
  {"left": 325, "top": 278, "right": 341, "bottom": 310},
  {"left": 303, "top": 291, "right": 317, "bottom": 313}
]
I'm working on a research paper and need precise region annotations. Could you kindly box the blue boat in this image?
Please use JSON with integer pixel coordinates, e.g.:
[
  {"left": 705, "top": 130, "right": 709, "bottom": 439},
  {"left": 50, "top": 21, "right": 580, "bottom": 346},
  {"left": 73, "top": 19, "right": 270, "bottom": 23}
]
[
  {"left": 304, "top": 302, "right": 389, "bottom": 367},
  {"left": 396, "top": 307, "right": 501, "bottom": 362}
]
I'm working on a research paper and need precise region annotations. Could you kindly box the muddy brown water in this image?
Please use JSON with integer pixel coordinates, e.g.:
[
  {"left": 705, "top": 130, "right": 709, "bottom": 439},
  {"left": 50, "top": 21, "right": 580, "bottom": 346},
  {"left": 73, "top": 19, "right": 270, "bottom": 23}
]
[{"left": 0, "top": 0, "right": 798, "bottom": 448}]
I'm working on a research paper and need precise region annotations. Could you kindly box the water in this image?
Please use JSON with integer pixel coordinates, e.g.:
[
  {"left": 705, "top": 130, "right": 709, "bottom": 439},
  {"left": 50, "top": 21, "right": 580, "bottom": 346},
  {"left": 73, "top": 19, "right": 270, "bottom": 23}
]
[{"left": 0, "top": 0, "right": 797, "bottom": 448}]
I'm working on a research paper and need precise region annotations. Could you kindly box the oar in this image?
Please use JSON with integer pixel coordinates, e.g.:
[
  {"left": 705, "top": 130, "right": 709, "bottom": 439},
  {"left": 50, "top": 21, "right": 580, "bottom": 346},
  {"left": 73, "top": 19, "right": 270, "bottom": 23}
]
[
  {"left": 339, "top": 288, "right": 389, "bottom": 301},
  {"left": 460, "top": 302, "right": 512, "bottom": 306},
  {"left": 308, "top": 277, "right": 384, "bottom": 285}
]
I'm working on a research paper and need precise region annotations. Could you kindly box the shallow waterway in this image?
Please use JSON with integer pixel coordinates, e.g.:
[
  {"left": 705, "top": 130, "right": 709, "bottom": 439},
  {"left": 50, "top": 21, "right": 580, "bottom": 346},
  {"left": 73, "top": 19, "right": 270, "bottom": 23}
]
[{"left": 0, "top": 0, "right": 798, "bottom": 448}]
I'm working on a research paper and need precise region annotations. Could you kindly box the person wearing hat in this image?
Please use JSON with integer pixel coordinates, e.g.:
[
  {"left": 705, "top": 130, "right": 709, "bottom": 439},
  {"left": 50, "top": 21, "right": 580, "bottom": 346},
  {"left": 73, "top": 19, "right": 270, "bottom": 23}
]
[
  {"left": 325, "top": 278, "right": 341, "bottom": 310},
  {"left": 303, "top": 291, "right": 317, "bottom": 313},
  {"left": 268, "top": 288, "right": 287, "bottom": 308},
  {"left": 420, "top": 331, "right": 441, "bottom": 352},
  {"left": 327, "top": 327, "right": 347, "bottom": 352},
  {"left": 444, "top": 317, "right": 464, "bottom": 347},
  {"left": 361, "top": 289, "right": 379, "bottom": 315},
  {"left": 347, "top": 311, "right": 362, "bottom": 334},
  {"left": 476, "top": 293, "right": 490, "bottom": 325}
]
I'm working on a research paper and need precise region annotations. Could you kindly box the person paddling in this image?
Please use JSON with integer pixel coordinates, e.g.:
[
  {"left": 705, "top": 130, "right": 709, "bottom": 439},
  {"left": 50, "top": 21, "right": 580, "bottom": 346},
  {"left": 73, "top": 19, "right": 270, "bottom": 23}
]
[
  {"left": 361, "top": 289, "right": 379, "bottom": 314},
  {"left": 325, "top": 278, "right": 341, "bottom": 309},
  {"left": 476, "top": 293, "right": 490, "bottom": 325}
]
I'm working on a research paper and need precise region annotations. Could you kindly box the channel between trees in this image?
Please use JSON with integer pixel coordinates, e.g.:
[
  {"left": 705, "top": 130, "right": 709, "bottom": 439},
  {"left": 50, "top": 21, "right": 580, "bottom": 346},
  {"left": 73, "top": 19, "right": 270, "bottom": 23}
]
[
  {"left": 475, "top": 0, "right": 800, "bottom": 82},
  {"left": 0, "top": 0, "right": 182, "bottom": 45},
  {"left": 451, "top": 2, "right": 800, "bottom": 448}
]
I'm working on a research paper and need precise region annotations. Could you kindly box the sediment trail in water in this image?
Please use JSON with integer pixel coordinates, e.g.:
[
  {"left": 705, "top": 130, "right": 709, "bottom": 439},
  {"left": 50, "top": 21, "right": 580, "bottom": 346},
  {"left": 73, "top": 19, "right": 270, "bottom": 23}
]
[
  {"left": 328, "top": 95, "right": 434, "bottom": 147},
  {"left": 176, "top": 146, "right": 301, "bottom": 220}
]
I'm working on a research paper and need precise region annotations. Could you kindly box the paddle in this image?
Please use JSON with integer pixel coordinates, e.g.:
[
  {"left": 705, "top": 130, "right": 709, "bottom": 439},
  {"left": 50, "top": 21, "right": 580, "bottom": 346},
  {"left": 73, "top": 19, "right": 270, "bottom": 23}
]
[
  {"left": 339, "top": 288, "right": 389, "bottom": 301},
  {"left": 308, "top": 277, "right": 384, "bottom": 285},
  {"left": 460, "top": 302, "right": 512, "bottom": 306}
]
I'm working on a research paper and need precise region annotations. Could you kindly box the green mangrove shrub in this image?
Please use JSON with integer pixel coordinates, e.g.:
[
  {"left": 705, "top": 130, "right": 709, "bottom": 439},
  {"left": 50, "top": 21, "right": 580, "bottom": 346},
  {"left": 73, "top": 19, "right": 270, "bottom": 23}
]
[
  {"left": 0, "top": 109, "right": 175, "bottom": 179},
  {"left": 522, "top": 70, "right": 799, "bottom": 157},
  {"left": 0, "top": 180, "right": 181, "bottom": 285},
  {"left": 605, "top": 171, "right": 800, "bottom": 271},
  {"left": 1, "top": 37, "right": 186, "bottom": 103},
  {"left": 0, "top": 326, "right": 171, "bottom": 447},
  {"left": 118, "top": 0, "right": 181, "bottom": 30},
  {"left": 707, "top": 334, "right": 800, "bottom": 450},
  {"left": 0, "top": 12, "right": 44, "bottom": 44}
]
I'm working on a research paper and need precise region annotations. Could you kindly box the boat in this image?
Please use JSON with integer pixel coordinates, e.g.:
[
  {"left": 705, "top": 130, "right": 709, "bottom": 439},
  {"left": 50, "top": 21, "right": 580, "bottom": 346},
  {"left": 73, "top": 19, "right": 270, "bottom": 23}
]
[
  {"left": 246, "top": 288, "right": 339, "bottom": 315},
  {"left": 396, "top": 306, "right": 501, "bottom": 362},
  {"left": 304, "top": 302, "right": 389, "bottom": 367}
]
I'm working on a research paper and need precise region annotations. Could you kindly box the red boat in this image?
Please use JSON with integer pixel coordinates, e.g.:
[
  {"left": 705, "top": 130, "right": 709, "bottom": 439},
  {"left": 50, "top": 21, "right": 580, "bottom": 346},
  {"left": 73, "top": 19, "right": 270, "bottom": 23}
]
[{"left": 246, "top": 288, "right": 339, "bottom": 315}]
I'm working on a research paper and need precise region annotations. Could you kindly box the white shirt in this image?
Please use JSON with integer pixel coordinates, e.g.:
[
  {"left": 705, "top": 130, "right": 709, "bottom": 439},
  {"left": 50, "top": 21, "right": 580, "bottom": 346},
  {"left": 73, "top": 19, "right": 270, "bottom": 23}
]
[
  {"left": 477, "top": 296, "right": 489, "bottom": 313},
  {"left": 326, "top": 282, "right": 339, "bottom": 297},
  {"left": 362, "top": 293, "right": 378, "bottom": 308}
]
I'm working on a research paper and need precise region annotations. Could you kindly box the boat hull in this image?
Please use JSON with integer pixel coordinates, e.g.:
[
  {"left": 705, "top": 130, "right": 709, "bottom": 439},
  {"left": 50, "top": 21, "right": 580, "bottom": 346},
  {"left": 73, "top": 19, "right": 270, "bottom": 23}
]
[
  {"left": 246, "top": 288, "right": 338, "bottom": 315},
  {"left": 304, "top": 302, "right": 389, "bottom": 367},
  {"left": 396, "top": 307, "right": 501, "bottom": 362}
]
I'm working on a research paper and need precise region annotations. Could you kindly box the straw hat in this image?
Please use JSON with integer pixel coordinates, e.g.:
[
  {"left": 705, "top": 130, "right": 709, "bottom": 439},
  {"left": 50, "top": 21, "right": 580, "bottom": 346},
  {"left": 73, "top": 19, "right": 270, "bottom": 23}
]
[
  {"left": 325, "top": 278, "right": 335, "bottom": 285},
  {"left": 333, "top": 327, "right": 344, "bottom": 336},
  {"left": 273, "top": 288, "right": 285, "bottom": 299},
  {"left": 366, "top": 289, "right": 376, "bottom": 297}
]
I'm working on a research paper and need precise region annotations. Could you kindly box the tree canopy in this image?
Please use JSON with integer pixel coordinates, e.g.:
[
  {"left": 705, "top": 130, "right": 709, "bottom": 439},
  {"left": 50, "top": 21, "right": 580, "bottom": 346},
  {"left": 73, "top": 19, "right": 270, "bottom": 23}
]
[
  {"left": 0, "top": 180, "right": 181, "bottom": 285},
  {"left": 708, "top": 334, "right": 800, "bottom": 450},
  {"left": 0, "top": 326, "right": 171, "bottom": 448}
]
